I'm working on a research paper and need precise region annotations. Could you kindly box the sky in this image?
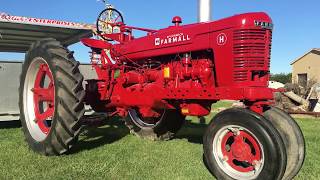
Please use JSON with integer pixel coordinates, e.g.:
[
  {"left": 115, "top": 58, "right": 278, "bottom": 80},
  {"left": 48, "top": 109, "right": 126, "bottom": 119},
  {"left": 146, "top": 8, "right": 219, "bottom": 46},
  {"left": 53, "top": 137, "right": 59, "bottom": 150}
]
[{"left": 0, "top": 0, "right": 319, "bottom": 73}]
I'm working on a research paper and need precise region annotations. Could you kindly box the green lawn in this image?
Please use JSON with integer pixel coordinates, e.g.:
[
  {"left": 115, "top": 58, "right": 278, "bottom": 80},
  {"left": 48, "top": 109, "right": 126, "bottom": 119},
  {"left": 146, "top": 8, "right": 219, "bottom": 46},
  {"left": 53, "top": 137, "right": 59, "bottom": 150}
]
[{"left": 0, "top": 103, "right": 319, "bottom": 179}]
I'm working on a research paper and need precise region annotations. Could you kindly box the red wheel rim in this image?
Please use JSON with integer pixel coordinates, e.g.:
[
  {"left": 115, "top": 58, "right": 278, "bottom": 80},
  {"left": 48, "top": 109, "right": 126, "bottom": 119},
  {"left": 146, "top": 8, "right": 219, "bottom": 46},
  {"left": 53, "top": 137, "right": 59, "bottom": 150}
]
[
  {"left": 32, "top": 63, "right": 55, "bottom": 135},
  {"left": 220, "top": 129, "right": 262, "bottom": 173},
  {"left": 212, "top": 125, "right": 264, "bottom": 179}
]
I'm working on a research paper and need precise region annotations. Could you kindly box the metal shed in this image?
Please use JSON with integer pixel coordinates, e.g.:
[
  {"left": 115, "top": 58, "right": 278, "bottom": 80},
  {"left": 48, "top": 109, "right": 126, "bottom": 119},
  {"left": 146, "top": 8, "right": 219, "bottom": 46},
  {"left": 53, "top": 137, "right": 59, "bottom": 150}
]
[
  {"left": 0, "top": 13, "right": 95, "bottom": 121},
  {"left": 0, "top": 12, "right": 93, "bottom": 52}
]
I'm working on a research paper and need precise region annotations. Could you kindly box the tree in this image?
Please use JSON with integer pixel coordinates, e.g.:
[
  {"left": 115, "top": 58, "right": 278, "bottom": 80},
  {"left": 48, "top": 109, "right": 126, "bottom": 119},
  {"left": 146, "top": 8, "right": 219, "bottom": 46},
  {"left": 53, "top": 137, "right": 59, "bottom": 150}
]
[{"left": 270, "top": 73, "right": 292, "bottom": 84}]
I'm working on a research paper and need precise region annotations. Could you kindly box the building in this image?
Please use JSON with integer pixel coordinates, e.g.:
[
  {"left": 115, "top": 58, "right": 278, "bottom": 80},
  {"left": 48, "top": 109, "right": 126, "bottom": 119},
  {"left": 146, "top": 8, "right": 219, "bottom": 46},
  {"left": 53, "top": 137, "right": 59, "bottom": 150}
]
[
  {"left": 0, "top": 61, "right": 97, "bottom": 121},
  {"left": 291, "top": 48, "right": 320, "bottom": 86},
  {"left": 0, "top": 14, "right": 94, "bottom": 121}
]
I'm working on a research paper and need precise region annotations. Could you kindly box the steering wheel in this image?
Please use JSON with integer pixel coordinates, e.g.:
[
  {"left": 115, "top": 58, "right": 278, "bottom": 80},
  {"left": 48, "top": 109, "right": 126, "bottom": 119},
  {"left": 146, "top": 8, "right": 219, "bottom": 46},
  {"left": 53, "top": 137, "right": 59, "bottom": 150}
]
[{"left": 96, "top": 8, "right": 124, "bottom": 41}]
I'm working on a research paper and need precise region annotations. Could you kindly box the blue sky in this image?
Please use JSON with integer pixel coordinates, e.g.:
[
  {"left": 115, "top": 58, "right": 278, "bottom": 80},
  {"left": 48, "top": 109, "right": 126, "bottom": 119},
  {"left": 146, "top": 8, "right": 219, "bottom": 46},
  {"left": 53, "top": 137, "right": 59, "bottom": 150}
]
[{"left": 0, "top": 0, "right": 319, "bottom": 73}]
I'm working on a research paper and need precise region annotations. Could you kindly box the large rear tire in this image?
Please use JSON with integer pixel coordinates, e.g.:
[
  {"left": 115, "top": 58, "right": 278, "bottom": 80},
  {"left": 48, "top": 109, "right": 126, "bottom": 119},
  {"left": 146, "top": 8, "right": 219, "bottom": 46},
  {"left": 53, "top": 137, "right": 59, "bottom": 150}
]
[
  {"left": 19, "top": 38, "right": 85, "bottom": 155},
  {"left": 125, "top": 109, "right": 185, "bottom": 140},
  {"left": 263, "top": 107, "right": 305, "bottom": 180},
  {"left": 203, "top": 108, "right": 287, "bottom": 180}
]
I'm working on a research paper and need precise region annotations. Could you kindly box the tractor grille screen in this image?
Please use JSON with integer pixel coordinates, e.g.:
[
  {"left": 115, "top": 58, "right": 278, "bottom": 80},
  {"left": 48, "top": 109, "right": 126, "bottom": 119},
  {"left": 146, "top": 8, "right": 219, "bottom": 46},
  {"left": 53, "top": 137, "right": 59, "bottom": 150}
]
[{"left": 233, "top": 29, "right": 272, "bottom": 82}]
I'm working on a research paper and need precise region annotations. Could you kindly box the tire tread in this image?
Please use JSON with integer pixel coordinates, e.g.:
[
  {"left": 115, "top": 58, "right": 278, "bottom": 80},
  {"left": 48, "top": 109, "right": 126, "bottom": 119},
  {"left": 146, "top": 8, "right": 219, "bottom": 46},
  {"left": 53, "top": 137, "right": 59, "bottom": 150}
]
[{"left": 19, "top": 38, "right": 85, "bottom": 156}]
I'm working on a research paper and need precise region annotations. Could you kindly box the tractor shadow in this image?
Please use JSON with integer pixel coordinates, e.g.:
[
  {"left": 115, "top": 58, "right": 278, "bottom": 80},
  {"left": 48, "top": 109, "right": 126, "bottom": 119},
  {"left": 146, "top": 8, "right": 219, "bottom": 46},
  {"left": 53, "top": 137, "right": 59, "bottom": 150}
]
[
  {"left": 70, "top": 115, "right": 208, "bottom": 154},
  {"left": 70, "top": 115, "right": 130, "bottom": 154},
  {"left": 175, "top": 118, "right": 208, "bottom": 145},
  {"left": 0, "top": 120, "right": 21, "bottom": 129}
]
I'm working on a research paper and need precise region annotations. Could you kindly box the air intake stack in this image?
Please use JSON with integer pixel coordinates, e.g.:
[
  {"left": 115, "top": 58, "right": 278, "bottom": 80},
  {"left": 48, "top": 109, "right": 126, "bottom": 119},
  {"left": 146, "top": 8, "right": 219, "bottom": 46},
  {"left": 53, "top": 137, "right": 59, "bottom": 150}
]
[{"left": 198, "top": 0, "right": 212, "bottom": 22}]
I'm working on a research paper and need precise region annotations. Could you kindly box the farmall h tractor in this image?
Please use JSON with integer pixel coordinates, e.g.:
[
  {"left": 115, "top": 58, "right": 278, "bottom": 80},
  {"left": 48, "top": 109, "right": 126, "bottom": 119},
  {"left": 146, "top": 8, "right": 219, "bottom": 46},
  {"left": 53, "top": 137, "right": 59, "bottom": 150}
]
[{"left": 19, "top": 4, "right": 305, "bottom": 180}]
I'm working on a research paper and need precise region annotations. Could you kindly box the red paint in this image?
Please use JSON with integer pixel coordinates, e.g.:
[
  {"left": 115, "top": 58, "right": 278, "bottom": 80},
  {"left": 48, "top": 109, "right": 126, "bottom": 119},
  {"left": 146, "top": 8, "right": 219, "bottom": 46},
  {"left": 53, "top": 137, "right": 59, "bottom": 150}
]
[
  {"left": 33, "top": 63, "right": 54, "bottom": 134},
  {"left": 221, "top": 130, "right": 262, "bottom": 172},
  {"left": 81, "top": 38, "right": 112, "bottom": 49},
  {"left": 83, "top": 11, "right": 274, "bottom": 117},
  {"left": 172, "top": 16, "right": 182, "bottom": 26}
]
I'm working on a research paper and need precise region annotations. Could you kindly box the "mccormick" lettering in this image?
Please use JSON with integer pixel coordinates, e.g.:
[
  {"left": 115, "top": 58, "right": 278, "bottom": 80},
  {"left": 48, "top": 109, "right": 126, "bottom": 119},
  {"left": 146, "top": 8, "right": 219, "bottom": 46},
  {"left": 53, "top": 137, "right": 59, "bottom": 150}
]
[{"left": 155, "top": 33, "right": 191, "bottom": 46}]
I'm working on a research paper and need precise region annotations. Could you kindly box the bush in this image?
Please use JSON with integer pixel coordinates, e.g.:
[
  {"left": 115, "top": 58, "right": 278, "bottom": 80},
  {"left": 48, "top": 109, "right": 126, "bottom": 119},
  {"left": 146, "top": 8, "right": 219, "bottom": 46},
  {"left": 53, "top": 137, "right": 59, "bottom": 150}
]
[{"left": 270, "top": 73, "right": 292, "bottom": 84}]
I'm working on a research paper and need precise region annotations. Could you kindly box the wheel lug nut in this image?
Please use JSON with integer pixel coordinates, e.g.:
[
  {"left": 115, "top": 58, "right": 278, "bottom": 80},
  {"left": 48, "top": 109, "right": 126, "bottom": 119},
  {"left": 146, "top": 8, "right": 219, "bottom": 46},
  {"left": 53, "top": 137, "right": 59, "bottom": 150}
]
[
  {"left": 252, "top": 160, "right": 262, "bottom": 169},
  {"left": 253, "top": 160, "right": 261, "bottom": 165},
  {"left": 252, "top": 160, "right": 257, "bottom": 165},
  {"left": 222, "top": 156, "right": 228, "bottom": 161}
]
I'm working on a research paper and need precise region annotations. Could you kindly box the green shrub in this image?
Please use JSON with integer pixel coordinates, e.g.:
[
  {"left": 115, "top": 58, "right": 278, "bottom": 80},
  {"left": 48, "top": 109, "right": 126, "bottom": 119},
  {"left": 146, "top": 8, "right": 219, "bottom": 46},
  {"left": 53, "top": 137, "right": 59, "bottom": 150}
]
[{"left": 270, "top": 73, "right": 292, "bottom": 84}]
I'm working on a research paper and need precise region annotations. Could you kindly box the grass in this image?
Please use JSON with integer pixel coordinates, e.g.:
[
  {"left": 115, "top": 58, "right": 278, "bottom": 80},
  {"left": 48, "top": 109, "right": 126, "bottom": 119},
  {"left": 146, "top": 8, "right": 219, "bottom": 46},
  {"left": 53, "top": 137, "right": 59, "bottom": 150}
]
[{"left": 0, "top": 102, "right": 319, "bottom": 179}]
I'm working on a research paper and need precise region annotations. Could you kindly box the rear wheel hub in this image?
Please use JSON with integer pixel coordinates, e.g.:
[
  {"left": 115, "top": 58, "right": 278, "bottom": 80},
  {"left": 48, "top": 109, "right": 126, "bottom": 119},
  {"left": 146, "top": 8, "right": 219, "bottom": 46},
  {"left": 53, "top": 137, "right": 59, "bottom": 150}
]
[
  {"left": 32, "top": 63, "right": 55, "bottom": 134},
  {"left": 23, "top": 58, "right": 55, "bottom": 141}
]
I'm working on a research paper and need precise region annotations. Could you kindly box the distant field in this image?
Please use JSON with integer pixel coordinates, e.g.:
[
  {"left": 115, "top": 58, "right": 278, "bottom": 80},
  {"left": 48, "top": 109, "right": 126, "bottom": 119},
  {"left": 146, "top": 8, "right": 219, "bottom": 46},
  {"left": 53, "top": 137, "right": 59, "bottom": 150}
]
[{"left": 0, "top": 101, "right": 319, "bottom": 179}]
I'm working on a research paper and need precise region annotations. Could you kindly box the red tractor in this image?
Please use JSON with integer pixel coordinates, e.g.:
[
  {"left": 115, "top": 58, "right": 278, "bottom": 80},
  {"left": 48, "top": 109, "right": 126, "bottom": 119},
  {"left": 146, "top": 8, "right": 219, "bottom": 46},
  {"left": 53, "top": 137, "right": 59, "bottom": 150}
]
[{"left": 19, "top": 6, "right": 305, "bottom": 180}]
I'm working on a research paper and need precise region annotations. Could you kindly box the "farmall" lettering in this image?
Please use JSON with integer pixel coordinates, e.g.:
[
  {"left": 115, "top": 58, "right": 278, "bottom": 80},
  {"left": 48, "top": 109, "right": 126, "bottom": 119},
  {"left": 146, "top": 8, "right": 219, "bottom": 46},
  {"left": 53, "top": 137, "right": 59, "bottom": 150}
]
[{"left": 155, "top": 33, "right": 191, "bottom": 46}]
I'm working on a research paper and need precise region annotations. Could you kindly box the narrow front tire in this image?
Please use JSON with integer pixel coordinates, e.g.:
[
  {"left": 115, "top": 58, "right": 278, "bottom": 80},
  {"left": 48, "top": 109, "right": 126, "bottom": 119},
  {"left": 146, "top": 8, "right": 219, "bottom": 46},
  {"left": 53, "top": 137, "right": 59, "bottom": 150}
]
[{"left": 203, "top": 108, "right": 287, "bottom": 180}]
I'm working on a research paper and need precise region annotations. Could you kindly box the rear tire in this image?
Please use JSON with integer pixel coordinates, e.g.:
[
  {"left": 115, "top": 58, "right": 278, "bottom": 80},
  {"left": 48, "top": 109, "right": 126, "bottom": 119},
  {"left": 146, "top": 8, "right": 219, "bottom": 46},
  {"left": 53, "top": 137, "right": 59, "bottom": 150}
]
[
  {"left": 125, "top": 109, "right": 185, "bottom": 140},
  {"left": 263, "top": 107, "right": 305, "bottom": 180},
  {"left": 19, "top": 38, "right": 85, "bottom": 155},
  {"left": 203, "top": 108, "right": 287, "bottom": 180}
]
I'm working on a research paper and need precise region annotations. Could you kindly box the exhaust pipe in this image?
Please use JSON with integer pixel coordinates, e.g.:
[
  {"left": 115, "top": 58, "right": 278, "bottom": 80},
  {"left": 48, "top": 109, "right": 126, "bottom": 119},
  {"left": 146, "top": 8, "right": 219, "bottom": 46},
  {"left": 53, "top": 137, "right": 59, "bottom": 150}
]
[{"left": 198, "top": 0, "right": 212, "bottom": 22}]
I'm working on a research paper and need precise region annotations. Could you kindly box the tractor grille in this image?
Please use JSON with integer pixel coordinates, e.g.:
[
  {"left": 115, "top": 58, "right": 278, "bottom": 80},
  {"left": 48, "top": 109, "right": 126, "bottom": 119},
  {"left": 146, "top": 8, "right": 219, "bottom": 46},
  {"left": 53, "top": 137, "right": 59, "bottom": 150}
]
[{"left": 233, "top": 29, "right": 272, "bottom": 82}]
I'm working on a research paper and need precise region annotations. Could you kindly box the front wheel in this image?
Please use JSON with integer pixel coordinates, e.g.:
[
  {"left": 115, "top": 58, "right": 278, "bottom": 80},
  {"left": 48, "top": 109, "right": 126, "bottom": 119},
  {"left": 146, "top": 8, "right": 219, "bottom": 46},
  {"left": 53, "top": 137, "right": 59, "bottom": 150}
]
[
  {"left": 19, "top": 38, "right": 85, "bottom": 155},
  {"left": 264, "top": 107, "right": 305, "bottom": 180},
  {"left": 203, "top": 108, "right": 287, "bottom": 180}
]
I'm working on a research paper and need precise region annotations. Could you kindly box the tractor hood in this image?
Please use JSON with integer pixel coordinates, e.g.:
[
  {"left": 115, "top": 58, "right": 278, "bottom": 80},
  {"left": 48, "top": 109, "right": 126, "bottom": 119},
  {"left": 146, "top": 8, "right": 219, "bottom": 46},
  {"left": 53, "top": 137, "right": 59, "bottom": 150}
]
[{"left": 116, "top": 12, "right": 273, "bottom": 60}]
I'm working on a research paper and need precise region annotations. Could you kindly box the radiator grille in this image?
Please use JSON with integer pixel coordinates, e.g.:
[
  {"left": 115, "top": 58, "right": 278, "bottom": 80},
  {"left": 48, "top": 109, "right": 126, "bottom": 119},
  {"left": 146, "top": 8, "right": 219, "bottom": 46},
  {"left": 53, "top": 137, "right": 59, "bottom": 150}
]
[
  {"left": 233, "top": 29, "right": 272, "bottom": 82},
  {"left": 233, "top": 70, "right": 248, "bottom": 82}
]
